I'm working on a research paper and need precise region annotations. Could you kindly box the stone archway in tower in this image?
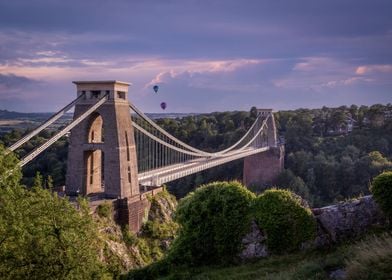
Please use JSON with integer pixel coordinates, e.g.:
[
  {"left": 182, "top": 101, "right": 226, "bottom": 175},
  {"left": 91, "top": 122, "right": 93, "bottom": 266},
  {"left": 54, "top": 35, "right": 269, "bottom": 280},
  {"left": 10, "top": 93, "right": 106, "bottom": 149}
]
[
  {"left": 87, "top": 113, "right": 104, "bottom": 143},
  {"left": 84, "top": 113, "right": 105, "bottom": 195}
]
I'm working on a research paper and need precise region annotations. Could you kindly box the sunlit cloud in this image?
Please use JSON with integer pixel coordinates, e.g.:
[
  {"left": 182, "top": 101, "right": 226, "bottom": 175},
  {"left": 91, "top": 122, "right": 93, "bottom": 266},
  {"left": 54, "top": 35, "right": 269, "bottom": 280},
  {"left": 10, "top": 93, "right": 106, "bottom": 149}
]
[
  {"left": 355, "top": 64, "right": 392, "bottom": 75},
  {"left": 146, "top": 59, "right": 264, "bottom": 87},
  {"left": 0, "top": 0, "right": 391, "bottom": 112}
]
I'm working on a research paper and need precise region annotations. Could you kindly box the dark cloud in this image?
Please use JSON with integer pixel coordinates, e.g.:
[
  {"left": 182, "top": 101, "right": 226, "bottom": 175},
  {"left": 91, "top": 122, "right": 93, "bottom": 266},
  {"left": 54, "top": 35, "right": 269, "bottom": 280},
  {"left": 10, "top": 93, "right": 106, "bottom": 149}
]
[
  {"left": 0, "top": 0, "right": 391, "bottom": 60},
  {"left": 0, "top": 0, "right": 391, "bottom": 112},
  {"left": 0, "top": 73, "right": 40, "bottom": 90}
]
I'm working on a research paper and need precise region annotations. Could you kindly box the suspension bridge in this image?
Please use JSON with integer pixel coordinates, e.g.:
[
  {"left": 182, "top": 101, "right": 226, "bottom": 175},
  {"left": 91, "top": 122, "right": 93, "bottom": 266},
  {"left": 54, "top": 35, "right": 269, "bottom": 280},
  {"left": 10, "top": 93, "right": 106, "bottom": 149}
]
[{"left": 5, "top": 81, "right": 283, "bottom": 231}]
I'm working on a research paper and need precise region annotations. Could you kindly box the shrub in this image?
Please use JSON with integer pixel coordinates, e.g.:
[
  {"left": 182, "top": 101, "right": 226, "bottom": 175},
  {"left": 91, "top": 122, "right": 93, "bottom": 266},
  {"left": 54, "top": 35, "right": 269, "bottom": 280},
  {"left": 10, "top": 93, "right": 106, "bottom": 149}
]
[
  {"left": 122, "top": 225, "right": 138, "bottom": 247},
  {"left": 0, "top": 185, "right": 105, "bottom": 279},
  {"left": 370, "top": 171, "right": 392, "bottom": 219},
  {"left": 96, "top": 201, "right": 112, "bottom": 218},
  {"left": 169, "top": 181, "right": 255, "bottom": 266},
  {"left": 142, "top": 220, "right": 178, "bottom": 240},
  {"left": 253, "top": 189, "right": 316, "bottom": 254},
  {"left": 346, "top": 233, "right": 392, "bottom": 279},
  {"left": 0, "top": 144, "right": 21, "bottom": 188}
]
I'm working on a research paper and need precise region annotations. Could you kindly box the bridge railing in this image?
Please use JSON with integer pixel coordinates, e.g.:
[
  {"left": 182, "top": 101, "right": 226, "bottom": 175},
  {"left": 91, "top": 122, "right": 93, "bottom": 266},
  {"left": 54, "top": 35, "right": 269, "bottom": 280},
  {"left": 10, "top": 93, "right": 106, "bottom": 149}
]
[{"left": 130, "top": 104, "right": 272, "bottom": 176}]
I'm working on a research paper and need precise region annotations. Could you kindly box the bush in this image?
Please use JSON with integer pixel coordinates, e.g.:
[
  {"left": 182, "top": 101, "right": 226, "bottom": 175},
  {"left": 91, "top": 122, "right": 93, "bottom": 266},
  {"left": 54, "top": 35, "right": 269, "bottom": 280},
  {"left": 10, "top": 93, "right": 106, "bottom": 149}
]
[
  {"left": 370, "top": 171, "right": 392, "bottom": 219},
  {"left": 346, "top": 233, "right": 392, "bottom": 279},
  {"left": 0, "top": 185, "right": 105, "bottom": 279},
  {"left": 0, "top": 144, "right": 22, "bottom": 188},
  {"left": 169, "top": 181, "right": 255, "bottom": 266},
  {"left": 142, "top": 220, "right": 178, "bottom": 240},
  {"left": 96, "top": 201, "right": 112, "bottom": 218},
  {"left": 122, "top": 225, "right": 138, "bottom": 247},
  {"left": 253, "top": 189, "right": 316, "bottom": 254}
]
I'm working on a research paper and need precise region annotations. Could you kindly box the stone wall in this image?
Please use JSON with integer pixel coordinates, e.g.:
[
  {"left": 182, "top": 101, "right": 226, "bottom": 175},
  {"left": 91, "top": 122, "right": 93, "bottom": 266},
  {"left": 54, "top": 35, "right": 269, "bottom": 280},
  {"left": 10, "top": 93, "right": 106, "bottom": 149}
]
[
  {"left": 240, "top": 195, "right": 387, "bottom": 260},
  {"left": 243, "top": 145, "right": 284, "bottom": 188},
  {"left": 115, "top": 187, "right": 164, "bottom": 232},
  {"left": 312, "top": 195, "right": 387, "bottom": 247}
]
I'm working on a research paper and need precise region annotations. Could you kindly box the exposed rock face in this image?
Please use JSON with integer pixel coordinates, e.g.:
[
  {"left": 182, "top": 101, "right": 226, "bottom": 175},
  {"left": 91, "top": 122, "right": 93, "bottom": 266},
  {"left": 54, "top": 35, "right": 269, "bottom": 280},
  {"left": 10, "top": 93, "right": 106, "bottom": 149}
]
[
  {"left": 97, "top": 218, "right": 136, "bottom": 270},
  {"left": 240, "top": 195, "right": 386, "bottom": 259},
  {"left": 147, "top": 190, "right": 177, "bottom": 223},
  {"left": 312, "top": 195, "right": 386, "bottom": 247},
  {"left": 96, "top": 189, "right": 179, "bottom": 271},
  {"left": 239, "top": 221, "right": 268, "bottom": 260}
]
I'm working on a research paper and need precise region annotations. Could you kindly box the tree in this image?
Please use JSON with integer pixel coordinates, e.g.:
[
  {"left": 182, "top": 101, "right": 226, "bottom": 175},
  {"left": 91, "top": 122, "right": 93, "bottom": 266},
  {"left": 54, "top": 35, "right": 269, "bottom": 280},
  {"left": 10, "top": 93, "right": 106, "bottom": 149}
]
[
  {"left": 370, "top": 171, "right": 392, "bottom": 219},
  {"left": 276, "top": 169, "right": 310, "bottom": 201},
  {"left": 0, "top": 150, "right": 107, "bottom": 279},
  {"left": 0, "top": 144, "right": 22, "bottom": 188},
  {"left": 285, "top": 112, "right": 313, "bottom": 152},
  {"left": 0, "top": 185, "right": 106, "bottom": 279},
  {"left": 170, "top": 181, "right": 255, "bottom": 265},
  {"left": 253, "top": 189, "right": 316, "bottom": 253}
]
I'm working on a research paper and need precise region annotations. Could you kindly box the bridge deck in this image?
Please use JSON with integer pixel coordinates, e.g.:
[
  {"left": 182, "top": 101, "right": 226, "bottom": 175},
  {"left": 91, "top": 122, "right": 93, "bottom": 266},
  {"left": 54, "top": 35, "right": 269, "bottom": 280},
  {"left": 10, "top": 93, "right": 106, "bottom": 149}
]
[{"left": 138, "top": 146, "right": 270, "bottom": 186}]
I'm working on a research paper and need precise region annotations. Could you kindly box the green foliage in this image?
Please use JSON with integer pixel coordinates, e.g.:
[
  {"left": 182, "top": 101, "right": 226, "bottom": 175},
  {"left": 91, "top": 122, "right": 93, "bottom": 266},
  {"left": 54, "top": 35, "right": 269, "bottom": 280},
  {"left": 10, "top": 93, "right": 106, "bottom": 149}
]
[
  {"left": 276, "top": 169, "right": 310, "bottom": 201},
  {"left": 33, "top": 171, "right": 43, "bottom": 188},
  {"left": 3, "top": 104, "right": 392, "bottom": 208},
  {"left": 169, "top": 181, "right": 255, "bottom": 266},
  {"left": 370, "top": 171, "right": 392, "bottom": 219},
  {"left": 120, "top": 190, "right": 179, "bottom": 270},
  {"left": 0, "top": 144, "right": 22, "bottom": 188},
  {"left": 142, "top": 220, "right": 179, "bottom": 240},
  {"left": 158, "top": 233, "right": 392, "bottom": 280},
  {"left": 122, "top": 225, "right": 138, "bottom": 247},
  {"left": 0, "top": 129, "right": 68, "bottom": 188},
  {"left": 97, "top": 201, "right": 113, "bottom": 219},
  {"left": 253, "top": 189, "right": 316, "bottom": 254},
  {"left": 0, "top": 184, "right": 106, "bottom": 279},
  {"left": 152, "top": 245, "right": 351, "bottom": 280},
  {"left": 346, "top": 233, "right": 392, "bottom": 280}
]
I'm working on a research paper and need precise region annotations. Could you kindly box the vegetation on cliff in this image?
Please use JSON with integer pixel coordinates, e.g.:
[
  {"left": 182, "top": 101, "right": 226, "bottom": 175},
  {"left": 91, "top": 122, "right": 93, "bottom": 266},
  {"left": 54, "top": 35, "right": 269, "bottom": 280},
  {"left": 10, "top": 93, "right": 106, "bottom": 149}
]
[
  {"left": 0, "top": 147, "right": 107, "bottom": 279},
  {"left": 127, "top": 182, "right": 319, "bottom": 279},
  {"left": 151, "top": 233, "right": 392, "bottom": 280},
  {"left": 1, "top": 104, "right": 392, "bottom": 279},
  {"left": 253, "top": 189, "right": 316, "bottom": 253},
  {"left": 370, "top": 171, "right": 392, "bottom": 220},
  {"left": 170, "top": 181, "right": 255, "bottom": 266},
  {"left": 0, "top": 145, "right": 179, "bottom": 279}
]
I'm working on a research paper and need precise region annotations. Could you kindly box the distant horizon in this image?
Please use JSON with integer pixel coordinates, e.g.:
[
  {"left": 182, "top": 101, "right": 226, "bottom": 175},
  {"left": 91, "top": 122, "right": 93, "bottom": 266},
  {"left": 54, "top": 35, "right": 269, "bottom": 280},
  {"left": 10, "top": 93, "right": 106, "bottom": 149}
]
[{"left": 1, "top": 101, "right": 390, "bottom": 115}]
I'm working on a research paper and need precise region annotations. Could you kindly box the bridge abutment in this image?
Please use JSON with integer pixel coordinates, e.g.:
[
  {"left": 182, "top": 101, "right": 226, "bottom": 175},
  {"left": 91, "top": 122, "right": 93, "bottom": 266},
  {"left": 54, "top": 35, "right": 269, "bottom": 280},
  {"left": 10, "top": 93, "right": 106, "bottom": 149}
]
[
  {"left": 115, "top": 187, "right": 163, "bottom": 232},
  {"left": 243, "top": 145, "right": 284, "bottom": 189}
]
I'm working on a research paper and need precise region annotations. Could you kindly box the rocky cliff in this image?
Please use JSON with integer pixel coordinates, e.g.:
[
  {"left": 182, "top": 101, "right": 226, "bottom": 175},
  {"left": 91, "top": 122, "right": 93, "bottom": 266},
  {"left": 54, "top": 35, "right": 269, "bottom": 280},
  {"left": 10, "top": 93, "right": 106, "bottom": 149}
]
[
  {"left": 96, "top": 189, "right": 178, "bottom": 274},
  {"left": 240, "top": 195, "right": 387, "bottom": 260}
]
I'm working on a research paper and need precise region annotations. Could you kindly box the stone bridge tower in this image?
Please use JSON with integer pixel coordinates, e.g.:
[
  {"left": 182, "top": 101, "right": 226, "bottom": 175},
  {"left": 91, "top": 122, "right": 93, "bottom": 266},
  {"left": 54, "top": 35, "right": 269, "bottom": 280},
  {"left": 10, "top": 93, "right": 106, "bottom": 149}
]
[
  {"left": 65, "top": 81, "right": 139, "bottom": 199},
  {"left": 243, "top": 109, "right": 284, "bottom": 189}
]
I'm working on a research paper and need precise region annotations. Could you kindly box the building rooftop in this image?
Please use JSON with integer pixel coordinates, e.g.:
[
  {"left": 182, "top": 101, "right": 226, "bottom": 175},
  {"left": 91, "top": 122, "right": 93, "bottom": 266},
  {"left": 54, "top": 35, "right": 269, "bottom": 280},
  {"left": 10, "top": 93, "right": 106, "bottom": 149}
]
[{"left": 72, "top": 80, "right": 131, "bottom": 86}]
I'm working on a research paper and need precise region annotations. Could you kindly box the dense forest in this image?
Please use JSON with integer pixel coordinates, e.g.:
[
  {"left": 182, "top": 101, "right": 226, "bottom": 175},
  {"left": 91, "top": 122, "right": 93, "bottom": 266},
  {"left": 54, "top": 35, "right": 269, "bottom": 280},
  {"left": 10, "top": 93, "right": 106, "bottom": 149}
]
[{"left": 1, "top": 103, "right": 391, "bottom": 207}]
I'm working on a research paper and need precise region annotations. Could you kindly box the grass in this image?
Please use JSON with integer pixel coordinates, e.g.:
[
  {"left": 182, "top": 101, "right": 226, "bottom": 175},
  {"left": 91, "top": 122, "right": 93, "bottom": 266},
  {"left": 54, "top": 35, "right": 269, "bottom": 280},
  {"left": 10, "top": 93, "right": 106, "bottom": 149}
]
[
  {"left": 161, "top": 248, "right": 348, "bottom": 280},
  {"left": 155, "top": 232, "right": 392, "bottom": 280},
  {"left": 345, "top": 233, "right": 392, "bottom": 280}
]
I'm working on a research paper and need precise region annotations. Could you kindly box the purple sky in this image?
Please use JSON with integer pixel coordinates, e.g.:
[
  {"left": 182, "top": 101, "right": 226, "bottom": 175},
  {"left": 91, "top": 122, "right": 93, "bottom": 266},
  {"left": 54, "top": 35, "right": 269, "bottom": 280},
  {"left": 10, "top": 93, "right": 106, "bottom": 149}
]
[{"left": 0, "top": 0, "right": 391, "bottom": 113}]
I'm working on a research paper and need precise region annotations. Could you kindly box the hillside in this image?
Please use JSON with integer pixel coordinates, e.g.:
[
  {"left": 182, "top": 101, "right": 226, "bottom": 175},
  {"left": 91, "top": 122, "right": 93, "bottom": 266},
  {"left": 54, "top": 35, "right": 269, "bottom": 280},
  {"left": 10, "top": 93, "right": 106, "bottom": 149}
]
[
  {"left": 124, "top": 177, "right": 392, "bottom": 280},
  {"left": 159, "top": 233, "right": 392, "bottom": 280},
  {"left": 1, "top": 104, "right": 391, "bottom": 205}
]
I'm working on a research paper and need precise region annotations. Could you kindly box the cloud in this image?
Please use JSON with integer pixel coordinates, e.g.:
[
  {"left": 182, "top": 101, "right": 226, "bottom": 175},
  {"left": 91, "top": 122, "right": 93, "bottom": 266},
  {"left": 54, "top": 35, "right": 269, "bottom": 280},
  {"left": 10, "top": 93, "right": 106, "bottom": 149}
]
[
  {"left": 146, "top": 59, "right": 264, "bottom": 87},
  {"left": 273, "top": 56, "right": 392, "bottom": 91},
  {"left": 0, "top": 1, "right": 391, "bottom": 112},
  {"left": 292, "top": 57, "right": 341, "bottom": 72},
  {"left": 0, "top": 73, "right": 39, "bottom": 88},
  {"left": 0, "top": 73, "right": 42, "bottom": 99},
  {"left": 356, "top": 64, "right": 392, "bottom": 75}
]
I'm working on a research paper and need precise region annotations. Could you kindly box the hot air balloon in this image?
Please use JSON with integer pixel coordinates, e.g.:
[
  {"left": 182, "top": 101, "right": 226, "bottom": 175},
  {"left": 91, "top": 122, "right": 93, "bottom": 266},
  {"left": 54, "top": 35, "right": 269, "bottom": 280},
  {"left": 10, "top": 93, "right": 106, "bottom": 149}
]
[
  {"left": 160, "top": 102, "right": 167, "bottom": 110},
  {"left": 153, "top": 85, "right": 159, "bottom": 93}
]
